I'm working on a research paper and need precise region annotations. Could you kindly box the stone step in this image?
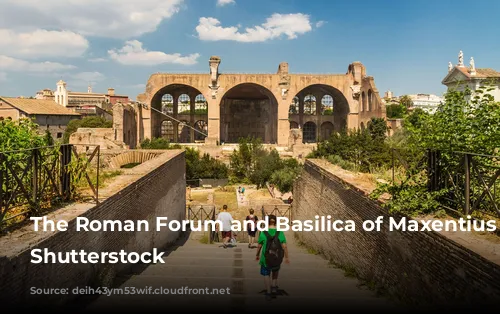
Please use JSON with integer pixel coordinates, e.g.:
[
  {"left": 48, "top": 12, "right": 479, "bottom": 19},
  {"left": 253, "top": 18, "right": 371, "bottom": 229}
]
[
  {"left": 164, "top": 247, "right": 327, "bottom": 261},
  {"left": 156, "top": 256, "right": 330, "bottom": 268},
  {"left": 138, "top": 264, "right": 348, "bottom": 281},
  {"left": 109, "top": 275, "right": 377, "bottom": 297},
  {"left": 87, "top": 293, "right": 399, "bottom": 312}
]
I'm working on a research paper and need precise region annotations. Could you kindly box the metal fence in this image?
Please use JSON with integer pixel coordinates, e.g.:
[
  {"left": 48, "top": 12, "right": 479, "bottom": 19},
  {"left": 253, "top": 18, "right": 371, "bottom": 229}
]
[
  {"left": 187, "top": 205, "right": 218, "bottom": 243},
  {"left": 260, "top": 204, "right": 292, "bottom": 221},
  {"left": 0, "top": 144, "right": 100, "bottom": 230},
  {"left": 389, "top": 148, "right": 500, "bottom": 218},
  {"left": 437, "top": 152, "right": 500, "bottom": 217}
]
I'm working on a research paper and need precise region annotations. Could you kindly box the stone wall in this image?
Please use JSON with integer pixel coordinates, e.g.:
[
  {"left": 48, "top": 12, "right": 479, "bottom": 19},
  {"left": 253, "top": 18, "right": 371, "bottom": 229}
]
[
  {"left": 113, "top": 103, "right": 137, "bottom": 148},
  {"left": 0, "top": 151, "right": 186, "bottom": 307},
  {"left": 69, "top": 127, "right": 127, "bottom": 153},
  {"left": 293, "top": 159, "right": 500, "bottom": 307}
]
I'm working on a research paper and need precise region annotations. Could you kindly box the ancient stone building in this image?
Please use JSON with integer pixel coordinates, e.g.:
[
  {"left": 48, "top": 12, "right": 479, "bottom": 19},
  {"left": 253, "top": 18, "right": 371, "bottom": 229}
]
[{"left": 135, "top": 56, "right": 386, "bottom": 146}]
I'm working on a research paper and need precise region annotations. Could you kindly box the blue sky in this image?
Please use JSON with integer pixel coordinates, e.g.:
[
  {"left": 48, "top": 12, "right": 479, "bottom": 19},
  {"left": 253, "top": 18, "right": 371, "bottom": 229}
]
[{"left": 1, "top": 0, "right": 499, "bottom": 99}]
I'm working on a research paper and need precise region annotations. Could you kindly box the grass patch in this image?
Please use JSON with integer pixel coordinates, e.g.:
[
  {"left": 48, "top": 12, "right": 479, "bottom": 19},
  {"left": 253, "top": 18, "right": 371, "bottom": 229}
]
[
  {"left": 213, "top": 190, "right": 238, "bottom": 210},
  {"left": 121, "top": 162, "right": 141, "bottom": 169},
  {"left": 189, "top": 191, "right": 210, "bottom": 203},
  {"left": 76, "top": 169, "right": 123, "bottom": 189}
]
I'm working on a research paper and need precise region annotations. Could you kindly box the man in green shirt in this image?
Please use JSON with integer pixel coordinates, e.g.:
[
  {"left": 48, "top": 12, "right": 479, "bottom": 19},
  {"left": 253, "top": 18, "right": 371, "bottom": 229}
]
[{"left": 255, "top": 215, "right": 289, "bottom": 300}]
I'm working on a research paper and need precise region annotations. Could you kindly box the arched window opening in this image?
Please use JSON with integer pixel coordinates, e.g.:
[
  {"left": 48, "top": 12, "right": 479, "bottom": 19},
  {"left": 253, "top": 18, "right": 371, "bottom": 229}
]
[
  {"left": 178, "top": 121, "right": 190, "bottom": 143},
  {"left": 289, "top": 96, "right": 299, "bottom": 114},
  {"left": 303, "top": 122, "right": 317, "bottom": 143},
  {"left": 195, "top": 94, "right": 208, "bottom": 114},
  {"left": 368, "top": 89, "right": 373, "bottom": 111},
  {"left": 162, "top": 94, "right": 173, "bottom": 115},
  {"left": 321, "top": 95, "right": 334, "bottom": 115},
  {"left": 161, "top": 120, "right": 174, "bottom": 141},
  {"left": 194, "top": 120, "right": 208, "bottom": 141},
  {"left": 178, "top": 94, "right": 190, "bottom": 114},
  {"left": 303, "top": 95, "right": 316, "bottom": 115},
  {"left": 362, "top": 92, "right": 366, "bottom": 112}
]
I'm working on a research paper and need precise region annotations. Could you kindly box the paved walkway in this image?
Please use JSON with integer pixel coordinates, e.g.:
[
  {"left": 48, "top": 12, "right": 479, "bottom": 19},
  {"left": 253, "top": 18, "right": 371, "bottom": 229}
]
[
  {"left": 236, "top": 187, "right": 249, "bottom": 207},
  {"left": 84, "top": 232, "right": 404, "bottom": 312}
]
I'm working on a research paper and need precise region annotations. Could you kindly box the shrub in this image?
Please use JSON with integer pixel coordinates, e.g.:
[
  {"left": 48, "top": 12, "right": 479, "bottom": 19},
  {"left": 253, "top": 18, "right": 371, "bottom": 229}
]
[
  {"left": 185, "top": 147, "right": 228, "bottom": 180},
  {"left": 229, "top": 136, "right": 303, "bottom": 191},
  {"left": 140, "top": 137, "right": 181, "bottom": 149}
]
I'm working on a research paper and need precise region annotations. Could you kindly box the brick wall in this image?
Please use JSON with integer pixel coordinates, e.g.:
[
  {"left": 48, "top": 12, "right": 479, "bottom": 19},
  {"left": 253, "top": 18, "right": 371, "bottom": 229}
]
[
  {"left": 0, "top": 151, "right": 186, "bottom": 306},
  {"left": 294, "top": 160, "right": 500, "bottom": 307}
]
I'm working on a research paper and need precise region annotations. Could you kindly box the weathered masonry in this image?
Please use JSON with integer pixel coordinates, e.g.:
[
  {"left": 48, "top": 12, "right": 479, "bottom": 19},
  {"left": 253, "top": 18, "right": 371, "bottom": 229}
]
[
  {"left": 135, "top": 57, "right": 386, "bottom": 146},
  {"left": 0, "top": 150, "right": 186, "bottom": 306},
  {"left": 293, "top": 159, "right": 500, "bottom": 307}
]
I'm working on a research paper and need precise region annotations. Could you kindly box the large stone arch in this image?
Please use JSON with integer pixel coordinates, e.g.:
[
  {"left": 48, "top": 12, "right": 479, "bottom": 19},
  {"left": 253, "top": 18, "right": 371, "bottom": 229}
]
[
  {"left": 150, "top": 84, "right": 206, "bottom": 142},
  {"left": 219, "top": 83, "right": 278, "bottom": 144}
]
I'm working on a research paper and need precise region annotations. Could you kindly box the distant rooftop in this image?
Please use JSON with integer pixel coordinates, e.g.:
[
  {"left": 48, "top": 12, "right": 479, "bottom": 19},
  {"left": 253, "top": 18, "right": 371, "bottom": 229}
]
[{"left": 0, "top": 97, "right": 80, "bottom": 116}]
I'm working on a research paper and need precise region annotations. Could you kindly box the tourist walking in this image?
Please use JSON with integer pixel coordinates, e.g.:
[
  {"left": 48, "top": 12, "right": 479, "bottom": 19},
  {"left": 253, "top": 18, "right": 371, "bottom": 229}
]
[
  {"left": 216, "top": 205, "right": 234, "bottom": 248},
  {"left": 255, "top": 215, "right": 289, "bottom": 300},
  {"left": 245, "top": 208, "right": 259, "bottom": 248}
]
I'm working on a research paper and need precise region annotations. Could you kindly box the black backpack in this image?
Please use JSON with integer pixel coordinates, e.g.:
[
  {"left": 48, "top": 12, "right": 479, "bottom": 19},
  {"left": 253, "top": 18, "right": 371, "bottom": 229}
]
[{"left": 263, "top": 231, "right": 284, "bottom": 267}]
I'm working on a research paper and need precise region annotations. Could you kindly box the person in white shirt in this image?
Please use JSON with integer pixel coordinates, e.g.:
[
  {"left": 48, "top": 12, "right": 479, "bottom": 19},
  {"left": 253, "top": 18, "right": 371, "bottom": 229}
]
[{"left": 216, "top": 205, "right": 234, "bottom": 248}]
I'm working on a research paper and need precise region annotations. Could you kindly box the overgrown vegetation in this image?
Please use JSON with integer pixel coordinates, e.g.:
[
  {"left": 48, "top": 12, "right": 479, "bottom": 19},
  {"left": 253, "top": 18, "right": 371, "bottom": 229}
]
[
  {"left": 0, "top": 118, "right": 51, "bottom": 151},
  {"left": 139, "top": 137, "right": 181, "bottom": 149},
  {"left": 386, "top": 103, "right": 407, "bottom": 119},
  {"left": 308, "top": 117, "right": 391, "bottom": 173},
  {"left": 64, "top": 116, "right": 113, "bottom": 143},
  {"left": 310, "top": 87, "right": 500, "bottom": 217},
  {"left": 229, "top": 137, "right": 302, "bottom": 192},
  {"left": 375, "top": 87, "right": 500, "bottom": 216},
  {"left": 185, "top": 147, "right": 228, "bottom": 180},
  {"left": 0, "top": 119, "right": 73, "bottom": 227}
]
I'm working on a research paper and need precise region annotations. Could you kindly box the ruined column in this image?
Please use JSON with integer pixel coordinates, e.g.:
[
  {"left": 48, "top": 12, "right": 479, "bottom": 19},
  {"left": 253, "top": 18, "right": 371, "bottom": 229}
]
[
  {"left": 206, "top": 56, "right": 221, "bottom": 145},
  {"left": 189, "top": 92, "right": 196, "bottom": 142},
  {"left": 315, "top": 93, "right": 324, "bottom": 142},
  {"left": 173, "top": 93, "right": 179, "bottom": 142},
  {"left": 298, "top": 95, "right": 304, "bottom": 128}
]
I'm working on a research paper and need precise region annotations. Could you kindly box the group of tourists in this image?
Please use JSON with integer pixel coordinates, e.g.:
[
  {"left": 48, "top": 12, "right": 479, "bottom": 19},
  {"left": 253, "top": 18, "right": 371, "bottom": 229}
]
[{"left": 215, "top": 205, "right": 290, "bottom": 300}]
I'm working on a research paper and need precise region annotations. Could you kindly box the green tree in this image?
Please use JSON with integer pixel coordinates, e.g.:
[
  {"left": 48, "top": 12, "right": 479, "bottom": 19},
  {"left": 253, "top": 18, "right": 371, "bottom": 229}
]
[
  {"left": 372, "top": 87, "right": 500, "bottom": 216},
  {"left": 386, "top": 104, "right": 407, "bottom": 118},
  {"left": 185, "top": 147, "right": 228, "bottom": 180},
  {"left": 269, "top": 158, "right": 302, "bottom": 193},
  {"left": 228, "top": 136, "right": 303, "bottom": 189},
  {"left": 229, "top": 137, "right": 266, "bottom": 182},
  {"left": 399, "top": 95, "right": 414, "bottom": 108},
  {"left": 367, "top": 117, "right": 388, "bottom": 142},
  {"left": 405, "top": 88, "right": 500, "bottom": 154},
  {"left": 250, "top": 149, "right": 282, "bottom": 189},
  {"left": 44, "top": 129, "right": 54, "bottom": 146},
  {"left": 0, "top": 118, "right": 49, "bottom": 152}
]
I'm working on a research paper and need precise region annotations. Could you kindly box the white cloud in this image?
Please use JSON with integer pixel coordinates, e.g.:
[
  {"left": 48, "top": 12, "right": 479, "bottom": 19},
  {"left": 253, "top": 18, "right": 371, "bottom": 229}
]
[
  {"left": 0, "top": 72, "right": 6, "bottom": 81},
  {"left": 108, "top": 40, "right": 200, "bottom": 65},
  {"left": 0, "top": 55, "right": 76, "bottom": 72},
  {"left": 88, "top": 58, "right": 107, "bottom": 63},
  {"left": 1, "top": 0, "right": 184, "bottom": 38},
  {"left": 0, "top": 29, "right": 88, "bottom": 58},
  {"left": 72, "top": 72, "right": 105, "bottom": 82},
  {"left": 196, "top": 13, "right": 312, "bottom": 42},
  {"left": 316, "top": 21, "right": 326, "bottom": 28},
  {"left": 217, "top": 0, "right": 235, "bottom": 6}
]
